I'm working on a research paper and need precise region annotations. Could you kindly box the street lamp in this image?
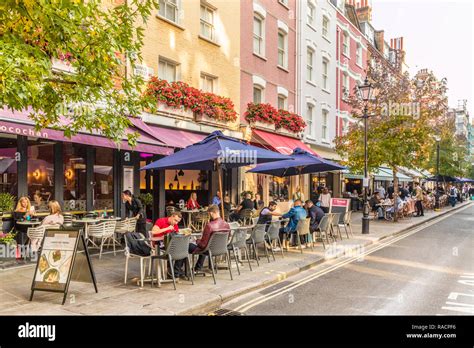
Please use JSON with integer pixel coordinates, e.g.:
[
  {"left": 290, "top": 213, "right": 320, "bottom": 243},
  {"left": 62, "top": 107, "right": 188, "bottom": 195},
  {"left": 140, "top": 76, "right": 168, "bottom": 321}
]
[
  {"left": 357, "top": 77, "right": 373, "bottom": 234},
  {"left": 434, "top": 135, "right": 441, "bottom": 211}
]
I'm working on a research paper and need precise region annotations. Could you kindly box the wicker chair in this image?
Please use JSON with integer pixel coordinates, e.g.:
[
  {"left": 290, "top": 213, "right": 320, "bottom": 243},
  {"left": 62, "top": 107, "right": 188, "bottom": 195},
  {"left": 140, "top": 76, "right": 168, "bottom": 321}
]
[
  {"left": 191, "top": 211, "right": 209, "bottom": 232},
  {"left": 26, "top": 225, "right": 46, "bottom": 255},
  {"left": 239, "top": 209, "right": 254, "bottom": 226},
  {"left": 266, "top": 221, "right": 284, "bottom": 258},
  {"left": 329, "top": 213, "right": 343, "bottom": 241},
  {"left": 88, "top": 220, "right": 117, "bottom": 258}
]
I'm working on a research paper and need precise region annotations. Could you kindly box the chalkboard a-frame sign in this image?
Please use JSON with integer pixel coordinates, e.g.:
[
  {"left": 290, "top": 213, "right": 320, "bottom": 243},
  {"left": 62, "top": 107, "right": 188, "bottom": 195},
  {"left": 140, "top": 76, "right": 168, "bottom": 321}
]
[
  {"left": 329, "top": 198, "right": 350, "bottom": 224},
  {"left": 30, "top": 229, "right": 98, "bottom": 305}
]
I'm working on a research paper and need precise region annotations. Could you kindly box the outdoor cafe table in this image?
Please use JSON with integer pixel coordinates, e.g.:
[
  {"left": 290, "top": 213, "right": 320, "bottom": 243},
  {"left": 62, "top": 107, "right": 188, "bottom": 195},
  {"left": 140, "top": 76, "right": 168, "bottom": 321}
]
[
  {"left": 180, "top": 209, "right": 200, "bottom": 229},
  {"left": 72, "top": 218, "right": 100, "bottom": 247},
  {"left": 16, "top": 220, "right": 42, "bottom": 227}
]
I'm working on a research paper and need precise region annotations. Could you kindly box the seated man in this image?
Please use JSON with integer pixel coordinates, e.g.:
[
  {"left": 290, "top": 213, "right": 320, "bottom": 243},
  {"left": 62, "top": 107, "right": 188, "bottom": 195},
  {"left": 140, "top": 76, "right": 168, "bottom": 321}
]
[
  {"left": 305, "top": 200, "right": 325, "bottom": 232},
  {"left": 257, "top": 201, "right": 281, "bottom": 226},
  {"left": 183, "top": 205, "right": 230, "bottom": 273},
  {"left": 279, "top": 199, "right": 307, "bottom": 247},
  {"left": 369, "top": 192, "right": 384, "bottom": 219},
  {"left": 229, "top": 192, "right": 254, "bottom": 222}
]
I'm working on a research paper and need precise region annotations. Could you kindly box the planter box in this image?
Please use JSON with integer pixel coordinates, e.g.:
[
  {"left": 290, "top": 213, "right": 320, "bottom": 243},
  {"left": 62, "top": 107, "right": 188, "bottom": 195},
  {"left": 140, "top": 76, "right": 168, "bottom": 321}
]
[
  {"left": 275, "top": 127, "right": 299, "bottom": 138},
  {"left": 195, "top": 113, "right": 228, "bottom": 128},
  {"left": 157, "top": 102, "right": 193, "bottom": 119},
  {"left": 252, "top": 121, "right": 275, "bottom": 131}
]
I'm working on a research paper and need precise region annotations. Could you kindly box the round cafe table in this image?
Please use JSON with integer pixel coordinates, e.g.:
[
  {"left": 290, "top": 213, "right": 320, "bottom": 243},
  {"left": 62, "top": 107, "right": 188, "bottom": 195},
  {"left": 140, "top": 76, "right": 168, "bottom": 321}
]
[
  {"left": 72, "top": 218, "right": 100, "bottom": 247},
  {"left": 180, "top": 209, "right": 200, "bottom": 229},
  {"left": 16, "top": 220, "right": 42, "bottom": 227}
]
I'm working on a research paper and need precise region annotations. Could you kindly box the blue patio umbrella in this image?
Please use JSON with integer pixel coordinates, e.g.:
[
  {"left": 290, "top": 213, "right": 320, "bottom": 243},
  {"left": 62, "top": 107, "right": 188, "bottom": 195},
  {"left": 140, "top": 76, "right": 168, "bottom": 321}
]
[
  {"left": 248, "top": 148, "right": 345, "bottom": 197},
  {"left": 247, "top": 148, "right": 345, "bottom": 177},
  {"left": 141, "top": 131, "right": 291, "bottom": 216}
]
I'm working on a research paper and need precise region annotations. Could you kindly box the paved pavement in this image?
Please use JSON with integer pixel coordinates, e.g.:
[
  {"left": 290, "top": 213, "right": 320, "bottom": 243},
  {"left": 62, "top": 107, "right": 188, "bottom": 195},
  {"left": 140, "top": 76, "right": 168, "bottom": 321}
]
[
  {"left": 0, "top": 201, "right": 471, "bottom": 315},
  {"left": 222, "top": 204, "right": 474, "bottom": 315}
]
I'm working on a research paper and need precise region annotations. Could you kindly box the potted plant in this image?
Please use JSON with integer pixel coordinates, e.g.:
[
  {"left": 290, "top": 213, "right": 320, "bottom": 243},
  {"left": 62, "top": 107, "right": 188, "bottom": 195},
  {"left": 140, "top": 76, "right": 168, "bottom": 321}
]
[
  {"left": 0, "top": 193, "right": 15, "bottom": 215},
  {"left": 138, "top": 193, "right": 153, "bottom": 208}
]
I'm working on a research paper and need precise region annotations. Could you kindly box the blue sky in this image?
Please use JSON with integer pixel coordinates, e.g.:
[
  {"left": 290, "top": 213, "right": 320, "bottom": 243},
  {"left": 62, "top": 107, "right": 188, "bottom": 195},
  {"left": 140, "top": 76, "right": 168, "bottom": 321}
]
[{"left": 371, "top": 0, "right": 473, "bottom": 113}]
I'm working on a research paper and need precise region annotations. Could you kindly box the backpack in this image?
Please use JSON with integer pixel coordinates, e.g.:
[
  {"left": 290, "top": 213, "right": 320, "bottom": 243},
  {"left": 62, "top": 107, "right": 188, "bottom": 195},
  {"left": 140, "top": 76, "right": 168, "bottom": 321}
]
[
  {"left": 126, "top": 232, "right": 152, "bottom": 256},
  {"left": 450, "top": 188, "right": 456, "bottom": 196}
]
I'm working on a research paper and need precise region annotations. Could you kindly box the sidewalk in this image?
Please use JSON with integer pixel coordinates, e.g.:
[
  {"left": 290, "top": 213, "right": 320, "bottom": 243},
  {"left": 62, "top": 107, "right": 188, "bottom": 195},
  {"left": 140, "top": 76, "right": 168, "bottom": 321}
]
[{"left": 0, "top": 201, "right": 471, "bottom": 315}]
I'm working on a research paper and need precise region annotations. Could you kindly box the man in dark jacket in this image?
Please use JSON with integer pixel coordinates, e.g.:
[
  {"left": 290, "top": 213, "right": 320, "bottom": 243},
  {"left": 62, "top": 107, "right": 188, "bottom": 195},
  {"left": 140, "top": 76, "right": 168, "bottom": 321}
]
[
  {"left": 189, "top": 205, "right": 230, "bottom": 272},
  {"left": 122, "top": 190, "right": 147, "bottom": 236},
  {"left": 305, "top": 200, "right": 325, "bottom": 232},
  {"left": 257, "top": 201, "right": 281, "bottom": 226}
]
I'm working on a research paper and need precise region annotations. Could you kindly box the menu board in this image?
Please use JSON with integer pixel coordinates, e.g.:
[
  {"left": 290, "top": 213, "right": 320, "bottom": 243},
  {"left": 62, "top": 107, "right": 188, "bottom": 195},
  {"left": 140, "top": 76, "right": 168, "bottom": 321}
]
[
  {"left": 33, "top": 230, "right": 78, "bottom": 292},
  {"left": 329, "top": 198, "right": 350, "bottom": 224},
  {"left": 30, "top": 229, "right": 97, "bottom": 305}
]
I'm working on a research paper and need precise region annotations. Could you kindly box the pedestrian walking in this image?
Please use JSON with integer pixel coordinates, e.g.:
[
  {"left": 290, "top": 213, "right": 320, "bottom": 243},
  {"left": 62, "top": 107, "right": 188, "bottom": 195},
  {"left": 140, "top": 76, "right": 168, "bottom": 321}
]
[
  {"left": 414, "top": 182, "right": 424, "bottom": 217},
  {"left": 448, "top": 185, "right": 458, "bottom": 207}
]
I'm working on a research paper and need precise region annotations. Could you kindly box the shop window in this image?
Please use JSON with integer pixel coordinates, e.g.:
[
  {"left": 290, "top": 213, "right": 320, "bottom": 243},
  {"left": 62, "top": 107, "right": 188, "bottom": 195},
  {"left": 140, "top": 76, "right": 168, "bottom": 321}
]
[
  {"left": 93, "top": 148, "right": 114, "bottom": 211},
  {"left": 269, "top": 176, "right": 290, "bottom": 201},
  {"left": 27, "top": 140, "right": 54, "bottom": 211},
  {"left": 0, "top": 136, "right": 18, "bottom": 196},
  {"left": 63, "top": 143, "right": 87, "bottom": 212}
]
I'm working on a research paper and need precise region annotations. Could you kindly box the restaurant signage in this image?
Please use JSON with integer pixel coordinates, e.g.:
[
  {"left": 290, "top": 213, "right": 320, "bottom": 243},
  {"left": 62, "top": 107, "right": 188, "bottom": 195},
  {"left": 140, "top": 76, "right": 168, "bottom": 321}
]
[
  {"left": 329, "top": 198, "right": 350, "bottom": 224},
  {"left": 30, "top": 229, "right": 97, "bottom": 305}
]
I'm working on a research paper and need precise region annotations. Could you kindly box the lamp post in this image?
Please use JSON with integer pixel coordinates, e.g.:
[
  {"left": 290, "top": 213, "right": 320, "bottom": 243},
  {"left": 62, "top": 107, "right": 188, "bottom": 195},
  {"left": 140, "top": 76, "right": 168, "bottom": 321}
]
[
  {"left": 357, "top": 77, "right": 373, "bottom": 234},
  {"left": 435, "top": 138, "right": 440, "bottom": 210}
]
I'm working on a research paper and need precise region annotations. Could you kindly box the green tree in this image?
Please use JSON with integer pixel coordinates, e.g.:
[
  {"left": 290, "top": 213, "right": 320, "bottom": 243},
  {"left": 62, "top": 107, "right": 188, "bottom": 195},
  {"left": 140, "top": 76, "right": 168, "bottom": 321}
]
[
  {"left": 0, "top": 0, "right": 158, "bottom": 144},
  {"left": 335, "top": 60, "right": 448, "bottom": 221}
]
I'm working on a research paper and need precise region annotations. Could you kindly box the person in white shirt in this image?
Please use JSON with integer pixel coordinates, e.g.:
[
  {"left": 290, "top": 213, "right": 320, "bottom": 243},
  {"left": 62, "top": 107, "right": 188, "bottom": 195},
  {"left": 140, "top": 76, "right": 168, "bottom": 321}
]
[
  {"left": 377, "top": 185, "right": 386, "bottom": 199},
  {"left": 318, "top": 187, "right": 331, "bottom": 213}
]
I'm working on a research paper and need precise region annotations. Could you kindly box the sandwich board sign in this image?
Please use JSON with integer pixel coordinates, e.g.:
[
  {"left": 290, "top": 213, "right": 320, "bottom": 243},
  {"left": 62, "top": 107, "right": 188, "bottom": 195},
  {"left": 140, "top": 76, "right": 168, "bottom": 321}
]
[
  {"left": 30, "top": 228, "right": 97, "bottom": 305},
  {"left": 329, "top": 198, "right": 350, "bottom": 224}
]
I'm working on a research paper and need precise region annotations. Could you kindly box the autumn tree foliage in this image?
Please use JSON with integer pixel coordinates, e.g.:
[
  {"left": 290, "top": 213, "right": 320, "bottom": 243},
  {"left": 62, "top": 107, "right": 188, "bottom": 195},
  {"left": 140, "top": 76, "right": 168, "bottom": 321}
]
[
  {"left": 335, "top": 57, "right": 449, "bottom": 220},
  {"left": 0, "top": 0, "right": 158, "bottom": 144}
]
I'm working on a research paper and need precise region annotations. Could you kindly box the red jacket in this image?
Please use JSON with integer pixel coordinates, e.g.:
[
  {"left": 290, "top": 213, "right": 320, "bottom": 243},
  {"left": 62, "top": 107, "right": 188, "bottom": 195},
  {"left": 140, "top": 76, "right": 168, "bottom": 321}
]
[
  {"left": 194, "top": 218, "right": 230, "bottom": 253},
  {"left": 186, "top": 199, "right": 200, "bottom": 210}
]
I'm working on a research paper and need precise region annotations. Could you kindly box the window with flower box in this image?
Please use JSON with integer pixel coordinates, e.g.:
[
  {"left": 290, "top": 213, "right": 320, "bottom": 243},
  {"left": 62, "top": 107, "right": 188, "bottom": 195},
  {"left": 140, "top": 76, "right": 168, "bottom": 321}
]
[
  {"left": 253, "top": 85, "right": 264, "bottom": 104},
  {"left": 158, "top": 57, "right": 178, "bottom": 82},
  {"left": 200, "top": 73, "right": 217, "bottom": 93}
]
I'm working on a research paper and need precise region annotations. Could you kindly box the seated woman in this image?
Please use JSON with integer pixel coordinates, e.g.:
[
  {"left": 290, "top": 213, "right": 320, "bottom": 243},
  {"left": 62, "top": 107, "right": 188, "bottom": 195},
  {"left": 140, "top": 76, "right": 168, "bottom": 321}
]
[
  {"left": 13, "top": 197, "right": 36, "bottom": 245},
  {"left": 28, "top": 200, "right": 65, "bottom": 252},
  {"left": 186, "top": 192, "right": 200, "bottom": 210},
  {"left": 41, "top": 200, "right": 64, "bottom": 227},
  {"left": 369, "top": 192, "right": 384, "bottom": 219}
]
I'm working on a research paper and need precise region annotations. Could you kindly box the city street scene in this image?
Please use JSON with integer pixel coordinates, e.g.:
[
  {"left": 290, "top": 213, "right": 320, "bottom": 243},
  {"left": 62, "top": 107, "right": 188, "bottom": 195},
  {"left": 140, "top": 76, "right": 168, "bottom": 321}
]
[{"left": 0, "top": 0, "right": 473, "bottom": 338}]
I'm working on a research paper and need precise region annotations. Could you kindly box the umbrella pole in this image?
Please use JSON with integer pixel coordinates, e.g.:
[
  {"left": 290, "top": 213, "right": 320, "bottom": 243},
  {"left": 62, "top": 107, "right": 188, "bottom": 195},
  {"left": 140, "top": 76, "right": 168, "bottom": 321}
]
[{"left": 218, "top": 164, "right": 225, "bottom": 219}]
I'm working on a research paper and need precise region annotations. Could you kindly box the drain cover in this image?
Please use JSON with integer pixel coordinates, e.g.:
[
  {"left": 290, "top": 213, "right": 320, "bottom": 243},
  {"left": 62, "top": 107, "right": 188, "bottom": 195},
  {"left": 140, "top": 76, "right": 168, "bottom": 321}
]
[{"left": 210, "top": 308, "right": 244, "bottom": 316}]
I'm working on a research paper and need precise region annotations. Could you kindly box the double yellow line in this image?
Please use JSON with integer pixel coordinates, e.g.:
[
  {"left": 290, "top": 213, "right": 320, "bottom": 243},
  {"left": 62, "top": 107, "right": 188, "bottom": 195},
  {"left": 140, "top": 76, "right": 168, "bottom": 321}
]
[{"left": 233, "top": 204, "right": 471, "bottom": 313}]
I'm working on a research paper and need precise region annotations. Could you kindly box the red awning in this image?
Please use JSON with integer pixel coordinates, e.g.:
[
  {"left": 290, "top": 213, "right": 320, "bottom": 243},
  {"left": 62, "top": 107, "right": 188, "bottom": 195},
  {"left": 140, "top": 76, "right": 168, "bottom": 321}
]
[
  {"left": 130, "top": 118, "right": 206, "bottom": 148},
  {"left": 252, "top": 129, "right": 319, "bottom": 156}
]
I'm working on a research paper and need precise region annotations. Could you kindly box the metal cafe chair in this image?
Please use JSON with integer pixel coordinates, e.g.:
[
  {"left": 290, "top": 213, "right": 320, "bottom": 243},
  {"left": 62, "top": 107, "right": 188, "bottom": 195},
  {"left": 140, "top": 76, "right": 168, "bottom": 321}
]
[
  {"left": 150, "top": 234, "right": 194, "bottom": 290},
  {"left": 266, "top": 221, "right": 285, "bottom": 258},
  {"left": 88, "top": 220, "right": 117, "bottom": 259},
  {"left": 329, "top": 212, "right": 343, "bottom": 241},
  {"left": 193, "top": 231, "right": 233, "bottom": 285},
  {"left": 227, "top": 228, "right": 253, "bottom": 274},
  {"left": 246, "top": 224, "right": 270, "bottom": 266},
  {"left": 239, "top": 209, "right": 254, "bottom": 226},
  {"left": 295, "top": 218, "right": 312, "bottom": 253}
]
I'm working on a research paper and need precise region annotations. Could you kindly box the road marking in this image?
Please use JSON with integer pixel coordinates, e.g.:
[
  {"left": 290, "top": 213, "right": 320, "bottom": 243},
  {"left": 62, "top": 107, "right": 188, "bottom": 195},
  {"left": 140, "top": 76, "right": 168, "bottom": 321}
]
[{"left": 233, "top": 204, "right": 473, "bottom": 313}]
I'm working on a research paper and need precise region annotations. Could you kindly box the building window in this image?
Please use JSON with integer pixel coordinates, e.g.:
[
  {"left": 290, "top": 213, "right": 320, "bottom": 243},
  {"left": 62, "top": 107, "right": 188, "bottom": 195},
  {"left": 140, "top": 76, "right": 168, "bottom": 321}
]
[
  {"left": 93, "top": 148, "right": 114, "bottom": 210},
  {"left": 159, "top": 0, "right": 179, "bottom": 23},
  {"left": 307, "top": 48, "right": 314, "bottom": 82},
  {"left": 277, "top": 94, "right": 287, "bottom": 110},
  {"left": 253, "top": 14, "right": 265, "bottom": 56},
  {"left": 200, "top": 3, "right": 215, "bottom": 41},
  {"left": 278, "top": 0, "right": 289, "bottom": 6},
  {"left": 322, "top": 16, "right": 329, "bottom": 38},
  {"left": 306, "top": 104, "right": 314, "bottom": 137},
  {"left": 342, "top": 73, "right": 349, "bottom": 98},
  {"left": 356, "top": 43, "right": 362, "bottom": 66},
  {"left": 307, "top": 1, "right": 315, "bottom": 26},
  {"left": 322, "top": 110, "right": 328, "bottom": 140},
  {"left": 278, "top": 30, "right": 288, "bottom": 68},
  {"left": 63, "top": 143, "right": 87, "bottom": 212},
  {"left": 158, "top": 57, "right": 178, "bottom": 82},
  {"left": 322, "top": 59, "right": 329, "bottom": 90},
  {"left": 0, "top": 136, "right": 17, "bottom": 196},
  {"left": 27, "top": 140, "right": 55, "bottom": 209},
  {"left": 253, "top": 85, "right": 264, "bottom": 103},
  {"left": 343, "top": 32, "right": 349, "bottom": 56},
  {"left": 200, "top": 73, "right": 217, "bottom": 93}
]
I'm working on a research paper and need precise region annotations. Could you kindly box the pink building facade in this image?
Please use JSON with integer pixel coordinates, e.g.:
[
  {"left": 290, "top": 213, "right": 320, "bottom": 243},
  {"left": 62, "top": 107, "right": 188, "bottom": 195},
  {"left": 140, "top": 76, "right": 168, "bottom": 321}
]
[
  {"left": 240, "top": 0, "right": 297, "bottom": 123},
  {"left": 335, "top": 6, "right": 368, "bottom": 137}
]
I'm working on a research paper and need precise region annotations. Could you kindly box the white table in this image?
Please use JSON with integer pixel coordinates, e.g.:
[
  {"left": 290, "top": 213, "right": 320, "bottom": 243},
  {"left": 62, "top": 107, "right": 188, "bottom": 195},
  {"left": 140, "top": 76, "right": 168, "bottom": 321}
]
[
  {"left": 16, "top": 220, "right": 41, "bottom": 227},
  {"left": 72, "top": 218, "right": 100, "bottom": 247},
  {"left": 180, "top": 209, "right": 200, "bottom": 229}
]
